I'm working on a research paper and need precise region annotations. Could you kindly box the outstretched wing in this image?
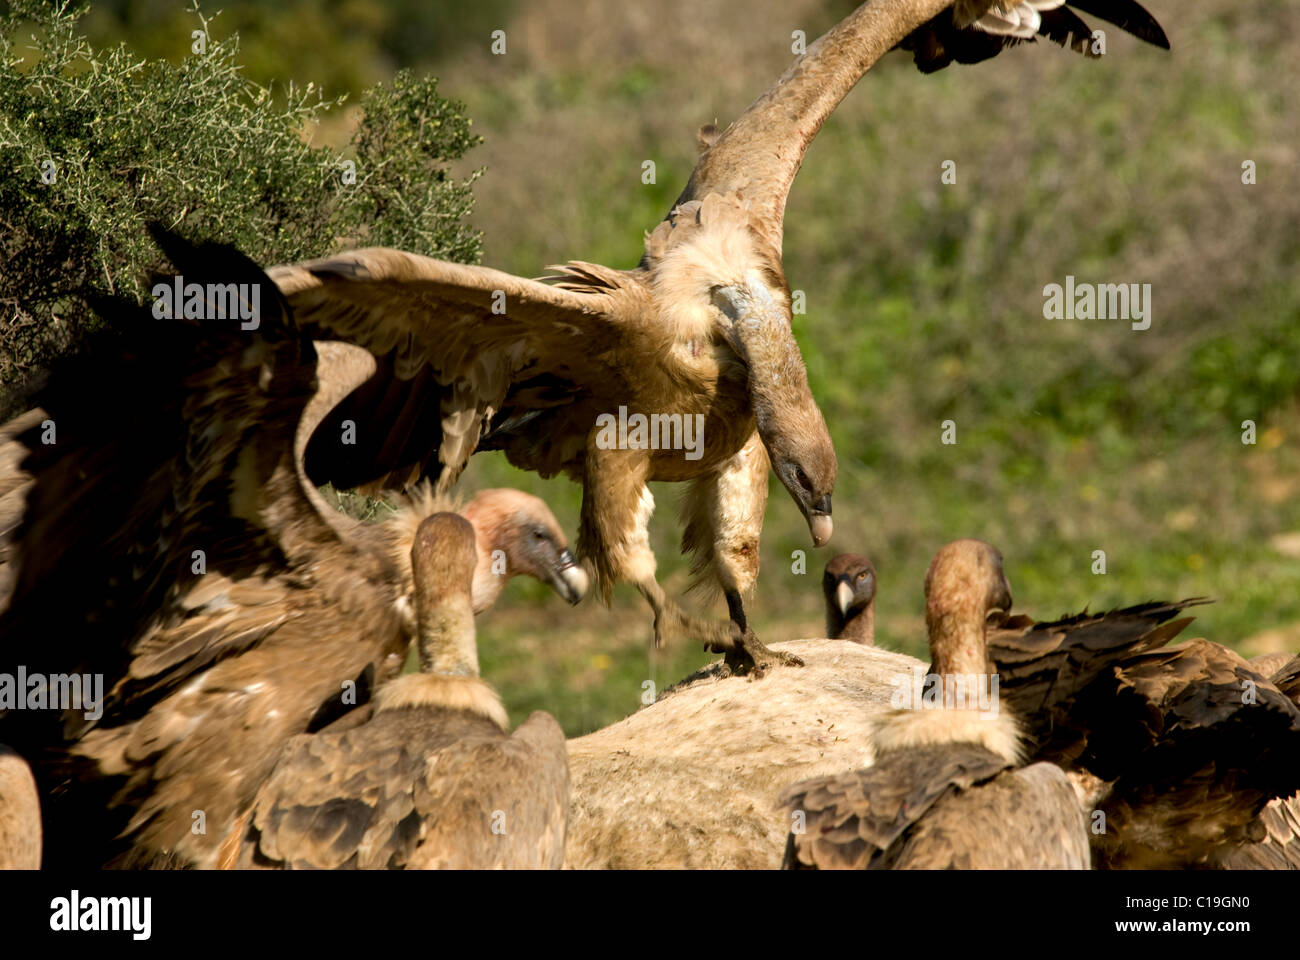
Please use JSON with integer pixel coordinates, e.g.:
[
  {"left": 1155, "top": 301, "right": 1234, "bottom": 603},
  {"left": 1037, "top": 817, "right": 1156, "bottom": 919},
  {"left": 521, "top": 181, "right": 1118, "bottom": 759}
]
[
  {"left": 242, "top": 709, "right": 568, "bottom": 870},
  {"left": 270, "top": 249, "right": 641, "bottom": 492},
  {"left": 0, "top": 231, "right": 359, "bottom": 741},
  {"left": 780, "top": 744, "right": 1007, "bottom": 870},
  {"left": 987, "top": 598, "right": 1207, "bottom": 762},
  {"left": 902, "top": 1, "right": 1169, "bottom": 73}
]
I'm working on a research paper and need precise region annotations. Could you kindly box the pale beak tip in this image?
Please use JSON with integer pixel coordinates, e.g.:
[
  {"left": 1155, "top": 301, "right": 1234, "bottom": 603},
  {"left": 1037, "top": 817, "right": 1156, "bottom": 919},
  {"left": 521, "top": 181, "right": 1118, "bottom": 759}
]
[
  {"left": 558, "top": 564, "right": 589, "bottom": 605},
  {"left": 835, "top": 581, "right": 854, "bottom": 617},
  {"left": 809, "top": 514, "right": 833, "bottom": 548}
]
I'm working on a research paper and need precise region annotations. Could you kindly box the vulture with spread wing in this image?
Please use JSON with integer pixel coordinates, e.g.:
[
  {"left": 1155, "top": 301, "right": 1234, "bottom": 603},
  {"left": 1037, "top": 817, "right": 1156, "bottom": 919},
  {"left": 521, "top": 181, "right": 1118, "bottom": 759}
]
[
  {"left": 783, "top": 540, "right": 1090, "bottom": 869},
  {"left": 900, "top": 1, "right": 1169, "bottom": 72},
  {"left": 0, "top": 232, "right": 581, "bottom": 869},
  {"left": 234, "top": 512, "right": 568, "bottom": 870},
  {"left": 274, "top": 0, "right": 1168, "bottom": 671}
]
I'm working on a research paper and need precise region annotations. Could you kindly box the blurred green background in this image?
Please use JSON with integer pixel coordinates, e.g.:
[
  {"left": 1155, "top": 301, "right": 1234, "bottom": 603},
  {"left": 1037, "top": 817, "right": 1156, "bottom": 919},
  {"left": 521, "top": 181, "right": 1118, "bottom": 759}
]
[{"left": 41, "top": 0, "right": 1300, "bottom": 733}]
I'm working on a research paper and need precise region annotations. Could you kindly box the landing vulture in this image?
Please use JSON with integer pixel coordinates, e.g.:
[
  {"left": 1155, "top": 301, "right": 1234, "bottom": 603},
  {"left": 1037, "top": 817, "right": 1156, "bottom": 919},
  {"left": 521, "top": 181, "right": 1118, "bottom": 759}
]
[
  {"left": 0, "top": 232, "right": 580, "bottom": 869},
  {"left": 900, "top": 1, "right": 1169, "bottom": 72},
  {"left": 822, "top": 553, "right": 877, "bottom": 643},
  {"left": 782, "top": 540, "right": 1090, "bottom": 869},
  {"left": 275, "top": 193, "right": 834, "bottom": 674},
  {"left": 234, "top": 512, "right": 568, "bottom": 870}
]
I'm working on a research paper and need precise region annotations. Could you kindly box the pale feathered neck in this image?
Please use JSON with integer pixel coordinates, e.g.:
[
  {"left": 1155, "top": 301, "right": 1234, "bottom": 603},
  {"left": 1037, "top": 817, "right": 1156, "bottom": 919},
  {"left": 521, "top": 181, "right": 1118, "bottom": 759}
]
[
  {"left": 869, "top": 708, "right": 1024, "bottom": 766},
  {"left": 373, "top": 673, "right": 508, "bottom": 731}
]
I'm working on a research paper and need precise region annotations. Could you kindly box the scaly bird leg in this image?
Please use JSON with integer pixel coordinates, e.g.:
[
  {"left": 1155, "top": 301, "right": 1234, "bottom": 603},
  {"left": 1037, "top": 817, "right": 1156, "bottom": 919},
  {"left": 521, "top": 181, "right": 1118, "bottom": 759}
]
[
  {"left": 718, "top": 588, "right": 803, "bottom": 677},
  {"left": 636, "top": 578, "right": 730, "bottom": 652}
]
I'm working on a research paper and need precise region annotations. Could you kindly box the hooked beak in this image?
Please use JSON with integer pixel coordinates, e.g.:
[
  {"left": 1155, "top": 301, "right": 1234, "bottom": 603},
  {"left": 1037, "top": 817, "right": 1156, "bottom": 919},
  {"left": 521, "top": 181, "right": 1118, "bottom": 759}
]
[
  {"left": 835, "top": 581, "right": 854, "bottom": 617},
  {"left": 808, "top": 494, "right": 832, "bottom": 547},
  {"left": 549, "top": 550, "right": 589, "bottom": 605}
]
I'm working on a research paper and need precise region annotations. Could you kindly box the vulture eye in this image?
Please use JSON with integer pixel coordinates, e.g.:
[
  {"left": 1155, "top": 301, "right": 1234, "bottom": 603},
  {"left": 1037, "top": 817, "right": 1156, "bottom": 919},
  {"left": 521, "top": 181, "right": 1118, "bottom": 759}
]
[
  {"left": 795, "top": 467, "right": 811, "bottom": 492},
  {"left": 856, "top": 572, "right": 868, "bottom": 582}
]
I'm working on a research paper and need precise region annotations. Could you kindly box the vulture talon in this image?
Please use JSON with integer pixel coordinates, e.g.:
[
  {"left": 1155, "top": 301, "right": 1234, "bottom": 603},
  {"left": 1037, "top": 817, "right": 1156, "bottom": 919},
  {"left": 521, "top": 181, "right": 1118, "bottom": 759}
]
[{"left": 717, "top": 628, "right": 803, "bottom": 678}]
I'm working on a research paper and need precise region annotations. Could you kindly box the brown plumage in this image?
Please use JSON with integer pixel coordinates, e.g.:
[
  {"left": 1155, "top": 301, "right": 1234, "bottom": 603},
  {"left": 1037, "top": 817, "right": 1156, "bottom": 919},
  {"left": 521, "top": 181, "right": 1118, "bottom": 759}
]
[
  {"left": 782, "top": 540, "right": 1089, "bottom": 869},
  {"left": 235, "top": 513, "right": 568, "bottom": 870},
  {"left": 1220, "top": 653, "right": 1300, "bottom": 869},
  {"left": 0, "top": 744, "right": 39, "bottom": 869},
  {"left": 273, "top": 3, "right": 1049, "bottom": 673},
  {"left": 899, "top": 1, "right": 1169, "bottom": 73},
  {"left": 0, "top": 231, "right": 580, "bottom": 869},
  {"left": 984, "top": 599, "right": 1208, "bottom": 765},
  {"left": 274, "top": 191, "right": 833, "bottom": 675},
  {"left": 823, "top": 553, "right": 877, "bottom": 643},
  {"left": 1079, "top": 642, "right": 1300, "bottom": 868},
  {"left": 986, "top": 606, "right": 1300, "bottom": 868}
]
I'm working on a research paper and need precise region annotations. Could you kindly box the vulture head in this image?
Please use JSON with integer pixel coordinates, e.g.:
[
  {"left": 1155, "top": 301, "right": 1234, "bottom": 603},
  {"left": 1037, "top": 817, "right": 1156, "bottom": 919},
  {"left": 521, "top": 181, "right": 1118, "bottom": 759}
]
[
  {"left": 924, "top": 539, "right": 1014, "bottom": 676},
  {"left": 460, "top": 488, "right": 588, "bottom": 606},
  {"left": 823, "top": 553, "right": 877, "bottom": 641},
  {"left": 657, "top": 192, "right": 838, "bottom": 548},
  {"left": 409, "top": 511, "right": 481, "bottom": 677}
]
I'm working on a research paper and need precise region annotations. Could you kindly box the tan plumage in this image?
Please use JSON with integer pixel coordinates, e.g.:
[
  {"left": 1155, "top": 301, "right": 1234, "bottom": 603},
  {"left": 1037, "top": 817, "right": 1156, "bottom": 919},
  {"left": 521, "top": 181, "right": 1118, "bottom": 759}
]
[
  {"left": 275, "top": 191, "right": 833, "bottom": 674},
  {"left": 236, "top": 513, "right": 569, "bottom": 870},
  {"left": 0, "top": 232, "right": 580, "bottom": 869},
  {"left": 782, "top": 540, "right": 1089, "bottom": 870},
  {"left": 0, "top": 745, "right": 39, "bottom": 869}
]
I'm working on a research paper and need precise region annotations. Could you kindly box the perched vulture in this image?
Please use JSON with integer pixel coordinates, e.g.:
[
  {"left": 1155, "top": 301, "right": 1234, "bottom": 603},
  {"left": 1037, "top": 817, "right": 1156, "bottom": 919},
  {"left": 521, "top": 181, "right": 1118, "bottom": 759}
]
[
  {"left": 782, "top": 540, "right": 1090, "bottom": 869},
  {"left": 234, "top": 512, "right": 568, "bottom": 870},
  {"left": 899, "top": 1, "right": 1170, "bottom": 72},
  {"left": 0, "top": 232, "right": 581, "bottom": 869},
  {"left": 0, "top": 744, "right": 39, "bottom": 869},
  {"left": 822, "top": 553, "right": 877, "bottom": 643}
]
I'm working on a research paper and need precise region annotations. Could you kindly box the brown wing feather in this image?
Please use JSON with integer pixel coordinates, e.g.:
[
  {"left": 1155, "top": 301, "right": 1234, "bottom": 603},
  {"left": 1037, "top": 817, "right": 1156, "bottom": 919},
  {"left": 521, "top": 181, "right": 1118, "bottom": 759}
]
[
  {"left": 987, "top": 599, "right": 1207, "bottom": 762},
  {"left": 1216, "top": 794, "right": 1300, "bottom": 870},
  {"left": 781, "top": 744, "right": 1009, "bottom": 870},
  {"left": 409, "top": 710, "right": 570, "bottom": 870},
  {"left": 242, "top": 708, "right": 568, "bottom": 870},
  {"left": 1087, "top": 640, "right": 1300, "bottom": 868},
  {"left": 270, "top": 249, "right": 640, "bottom": 491},
  {"left": 0, "top": 233, "right": 405, "bottom": 868},
  {"left": 886, "top": 761, "right": 1090, "bottom": 869}
]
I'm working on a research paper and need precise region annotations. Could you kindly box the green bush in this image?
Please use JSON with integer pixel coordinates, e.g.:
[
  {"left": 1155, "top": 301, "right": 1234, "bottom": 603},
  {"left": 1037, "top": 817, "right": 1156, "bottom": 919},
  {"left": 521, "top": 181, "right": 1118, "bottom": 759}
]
[{"left": 0, "top": 0, "right": 481, "bottom": 398}]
